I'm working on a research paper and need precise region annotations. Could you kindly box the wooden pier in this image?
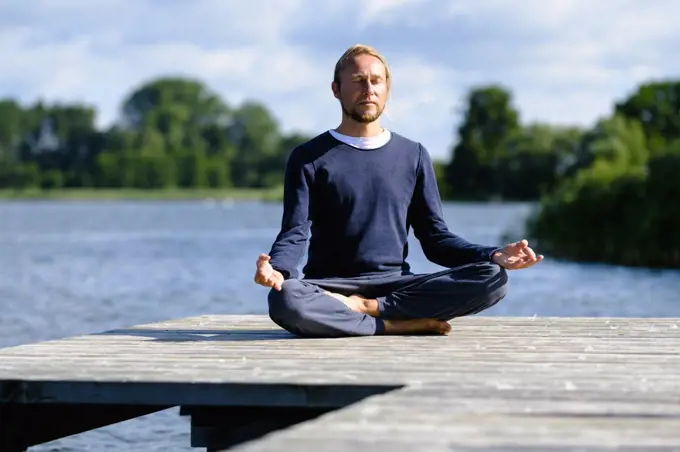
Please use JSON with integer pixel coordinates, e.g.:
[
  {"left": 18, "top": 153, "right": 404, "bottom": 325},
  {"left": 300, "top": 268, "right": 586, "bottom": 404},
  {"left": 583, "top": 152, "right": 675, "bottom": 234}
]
[{"left": 1, "top": 315, "right": 679, "bottom": 451}]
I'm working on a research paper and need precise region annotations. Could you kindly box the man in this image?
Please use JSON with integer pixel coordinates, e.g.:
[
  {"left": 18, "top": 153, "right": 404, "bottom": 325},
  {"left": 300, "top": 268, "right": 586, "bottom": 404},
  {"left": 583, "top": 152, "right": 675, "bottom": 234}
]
[{"left": 254, "top": 44, "right": 543, "bottom": 338}]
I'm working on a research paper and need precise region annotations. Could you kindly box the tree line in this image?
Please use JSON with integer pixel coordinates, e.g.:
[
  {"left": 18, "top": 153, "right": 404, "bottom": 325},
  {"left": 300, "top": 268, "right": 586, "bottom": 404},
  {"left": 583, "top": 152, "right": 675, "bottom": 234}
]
[
  {"left": 0, "top": 78, "right": 309, "bottom": 190},
  {"left": 1, "top": 76, "right": 678, "bottom": 268},
  {"left": 443, "top": 81, "right": 680, "bottom": 268}
]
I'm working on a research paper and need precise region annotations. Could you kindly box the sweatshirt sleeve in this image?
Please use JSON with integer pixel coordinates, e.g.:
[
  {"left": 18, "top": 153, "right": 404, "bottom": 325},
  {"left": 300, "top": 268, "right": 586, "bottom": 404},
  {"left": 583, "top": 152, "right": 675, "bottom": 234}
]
[
  {"left": 408, "top": 144, "right": 500, "bottom": 267},
  {"left": 267, "top": 147, "right": 314, "bottom": 279}
]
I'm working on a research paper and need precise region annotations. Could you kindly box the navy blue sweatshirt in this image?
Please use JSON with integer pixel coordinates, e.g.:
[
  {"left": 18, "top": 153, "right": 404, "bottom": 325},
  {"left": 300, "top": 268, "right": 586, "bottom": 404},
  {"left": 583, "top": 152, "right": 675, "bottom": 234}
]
[{"left": 268, "top": 131, "right": 499, "bottom": 279}]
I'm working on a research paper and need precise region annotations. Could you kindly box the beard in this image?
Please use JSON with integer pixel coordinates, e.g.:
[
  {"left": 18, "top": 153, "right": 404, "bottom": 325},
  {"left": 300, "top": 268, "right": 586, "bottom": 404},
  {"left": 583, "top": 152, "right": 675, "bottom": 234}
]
[{"left": 341, "top": 100, "right": 384, "bottom": 123}]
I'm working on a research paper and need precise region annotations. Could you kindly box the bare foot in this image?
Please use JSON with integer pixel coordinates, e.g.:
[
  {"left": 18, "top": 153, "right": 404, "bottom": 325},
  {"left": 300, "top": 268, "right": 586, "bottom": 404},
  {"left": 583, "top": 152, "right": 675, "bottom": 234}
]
[
  {"left": 323, "top": 291, "right": 356, "bottom": 307},
  {"left": 383, "top": 318, "right": 451, "bottom": 335},
  {"left": 324, "top": 291, "right": 379, "bottom": 316},
  {"left": 347, "top": 293, "right": 380, "bottom": 316},
  {"left": 322, "top": 291, "right": 450, "bottom": 335}
]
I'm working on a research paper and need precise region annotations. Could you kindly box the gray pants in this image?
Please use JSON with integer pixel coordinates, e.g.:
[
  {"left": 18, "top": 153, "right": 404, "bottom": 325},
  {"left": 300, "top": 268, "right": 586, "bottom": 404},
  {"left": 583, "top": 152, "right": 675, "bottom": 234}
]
[{"left": 268, "top": 262, "right": 508, "bottom": 337}]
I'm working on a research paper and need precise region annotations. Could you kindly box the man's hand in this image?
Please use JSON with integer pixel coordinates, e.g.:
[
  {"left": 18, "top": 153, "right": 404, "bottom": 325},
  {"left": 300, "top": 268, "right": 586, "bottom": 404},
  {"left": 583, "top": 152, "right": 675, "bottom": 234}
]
[
  {"left": 492, "top": 239, "right": 543, "bottom": 270},
  {"left": 254, "top": 254, "right": 284, "bottom": 291}
]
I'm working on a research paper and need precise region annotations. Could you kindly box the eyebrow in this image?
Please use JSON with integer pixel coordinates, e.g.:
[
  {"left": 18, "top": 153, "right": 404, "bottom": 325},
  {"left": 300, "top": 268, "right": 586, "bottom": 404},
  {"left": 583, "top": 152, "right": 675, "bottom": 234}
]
[{"left": 351, "top": 73, "right": 384, "bottom": 80}]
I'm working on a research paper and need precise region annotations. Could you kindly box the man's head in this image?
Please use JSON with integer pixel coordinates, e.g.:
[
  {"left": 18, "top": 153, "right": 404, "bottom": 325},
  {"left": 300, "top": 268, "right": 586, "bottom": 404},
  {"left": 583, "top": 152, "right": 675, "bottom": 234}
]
[{"left": 332, "top": 44, "right": 391, "bottom": 124}]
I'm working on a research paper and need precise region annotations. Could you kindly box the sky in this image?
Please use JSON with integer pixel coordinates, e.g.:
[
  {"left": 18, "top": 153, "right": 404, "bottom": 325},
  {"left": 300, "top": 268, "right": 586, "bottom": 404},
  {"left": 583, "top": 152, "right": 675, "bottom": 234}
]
[{"left": 2, "top": 0, "right": 679, "bottom": 160}]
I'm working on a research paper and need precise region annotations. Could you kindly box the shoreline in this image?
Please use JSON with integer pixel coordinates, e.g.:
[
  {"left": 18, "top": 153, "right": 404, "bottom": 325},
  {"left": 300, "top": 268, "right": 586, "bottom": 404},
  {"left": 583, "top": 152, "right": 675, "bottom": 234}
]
[{"left": 0, "top": 187, "right": 283, "bottom": 202}]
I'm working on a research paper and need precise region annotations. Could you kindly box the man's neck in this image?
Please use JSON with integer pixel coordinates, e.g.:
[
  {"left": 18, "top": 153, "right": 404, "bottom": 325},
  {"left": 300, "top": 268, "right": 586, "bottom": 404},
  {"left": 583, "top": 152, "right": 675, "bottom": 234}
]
[{"left": 334, "top": 119, "right": 384, "bottom": 137}]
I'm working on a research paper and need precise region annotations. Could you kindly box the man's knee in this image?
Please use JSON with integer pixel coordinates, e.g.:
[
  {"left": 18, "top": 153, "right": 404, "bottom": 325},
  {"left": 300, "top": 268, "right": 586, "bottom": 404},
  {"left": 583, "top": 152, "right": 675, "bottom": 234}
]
[
  {"left": 472, "top": 262, "right": 509, "bottom": 311},
  {"left": 268, "top": 280, "right": 374, "bottom": 338},
  {"left": 441, "top": 262, "right": 509, "bottom": 316},
  {"left": 268, "top": 279, "right": 335, "bottom": 337},
  {"left": 268, "top": 279, "right": 306, "bottom": 333}
]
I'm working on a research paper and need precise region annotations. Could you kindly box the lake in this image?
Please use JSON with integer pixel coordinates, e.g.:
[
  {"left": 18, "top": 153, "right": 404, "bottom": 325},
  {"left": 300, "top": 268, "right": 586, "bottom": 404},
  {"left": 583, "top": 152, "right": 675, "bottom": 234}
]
[{"left": 1, "top": 200, "right": 679, "bottom": 451}]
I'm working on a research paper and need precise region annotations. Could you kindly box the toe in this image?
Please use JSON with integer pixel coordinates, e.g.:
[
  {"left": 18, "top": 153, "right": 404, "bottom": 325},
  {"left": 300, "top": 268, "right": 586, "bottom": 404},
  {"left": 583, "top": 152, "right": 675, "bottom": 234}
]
[{"left": 439, "top": 321, "right": 452, "bottom": 335}]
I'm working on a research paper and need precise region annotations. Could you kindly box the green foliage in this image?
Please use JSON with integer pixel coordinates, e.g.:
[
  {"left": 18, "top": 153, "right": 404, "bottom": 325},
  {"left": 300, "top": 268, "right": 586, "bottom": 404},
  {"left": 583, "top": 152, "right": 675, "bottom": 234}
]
[
  {"left": 40, "top": 169, "right": 65, "bottom": 189},
  {"left": 637, "top": 149, "right": 680, "bottom": 266},
  {"left": 0, "top": 77, "right": 309, "bottom": 191},
  {"left": 434, "top": 78, "right": 679, "bottom": 267},
  {"left": 0, "top": 162, "right": 41, "bottom": 189},
  {"left": 526, "top": 160, "right": 648, "bottom": 265},
  {"left": 615, "top": 81, "right": 680, "bottom": 151},
  {"left": 568, "top": 114, "right": 648, "bottom": 175},
  {"left": 228, "top": 101, "right": 285, "bottom": 188},
  {"left": 495, "top": 124, "right": 582, "bottom": 200},
  {"left": 445, "top": 85, "right": 521, "bottom": 199},
  {"left": 526, "top": 100, "right": 680, "bottom": 268},
  {"left": 121, "top": 77, "right": 230, "bottom": 131}
]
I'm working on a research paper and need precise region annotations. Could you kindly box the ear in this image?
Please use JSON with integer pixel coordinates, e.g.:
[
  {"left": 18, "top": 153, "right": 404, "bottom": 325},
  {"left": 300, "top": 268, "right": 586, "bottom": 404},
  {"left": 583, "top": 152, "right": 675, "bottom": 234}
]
[{"left": 331, "top": 81, "right": 340, "bottom": 99}]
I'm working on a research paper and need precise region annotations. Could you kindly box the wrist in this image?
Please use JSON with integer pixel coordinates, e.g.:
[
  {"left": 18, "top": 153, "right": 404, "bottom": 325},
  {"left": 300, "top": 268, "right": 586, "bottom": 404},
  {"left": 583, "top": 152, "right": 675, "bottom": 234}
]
[
  {"left": 271, "top": 266, "right": 289, "bottom": 280},
  {"left": 487, "top": 246, "right": 503, "bottom": 262}
]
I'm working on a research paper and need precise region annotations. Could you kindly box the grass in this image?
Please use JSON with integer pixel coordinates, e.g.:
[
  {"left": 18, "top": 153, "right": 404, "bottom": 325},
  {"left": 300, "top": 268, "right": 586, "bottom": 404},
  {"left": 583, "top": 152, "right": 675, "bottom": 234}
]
[{"left": 0, "top": 187, "right": 284, "bottom": 202}]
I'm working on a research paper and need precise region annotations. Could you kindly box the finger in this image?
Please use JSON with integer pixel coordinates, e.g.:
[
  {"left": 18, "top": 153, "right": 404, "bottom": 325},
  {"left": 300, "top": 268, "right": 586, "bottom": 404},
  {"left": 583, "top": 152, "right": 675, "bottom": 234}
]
[
  {"left": 254, "top": 269, "right": 265, "bottom": 282},
  {"left": 507, "top": 261, "right": 523, "bottom": 270},
  {"left": 502, "top": 240, "right": 526, "bottom": 255},
  {"left": 526, "top": 254, "right": 544, "bottom": 263},
  {"left": 256, "top": 255, "right": 271, "bottom": 269},
  {"left": 270, "top": 273, "right": 284, "bottom": 285},
  {"left": 255, "top": 274, "right": 270, "bottom": 286},
  {"left": 255, "top": 265, "right": 271, "bottom": 278},
  {"left": 512, "top": 260, "right": 529, "bottom": 269},
  {"left": 507, "top": 239, "right": 528, "bottom": 249},
  {"left": 519, "top": 255, "right": 535, "bottom": 264},
  {"left": 523, "top": 246, "right": 537, "bottom": 260},
  {"left": 518, "top": 255, "right": 544, "bottom": 269},
  {"left": 269, "top": 273, "right": 283, "bottom": 291},
  {"left": 505, "top": 254, "right": 536, "bottom": 269},
  {"left": 509, "top": 255, "right": 524, "bottom": 265}
]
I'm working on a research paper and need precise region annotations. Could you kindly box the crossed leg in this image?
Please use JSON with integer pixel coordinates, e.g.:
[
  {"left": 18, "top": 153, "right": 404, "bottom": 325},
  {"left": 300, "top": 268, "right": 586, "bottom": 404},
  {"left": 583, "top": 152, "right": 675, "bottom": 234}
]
[{"left": 268, "top": 262, "right": 508, "bottom": 338}]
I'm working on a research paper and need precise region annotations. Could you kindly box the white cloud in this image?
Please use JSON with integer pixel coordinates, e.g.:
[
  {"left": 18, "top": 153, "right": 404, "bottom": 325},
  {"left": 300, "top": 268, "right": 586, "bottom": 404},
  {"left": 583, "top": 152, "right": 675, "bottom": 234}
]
[
  {"left": 2, "top": 0, "right": 680, "bottom": 160},
  {"left": 360, "top": 0, "right": 428, "bottom": 26}
]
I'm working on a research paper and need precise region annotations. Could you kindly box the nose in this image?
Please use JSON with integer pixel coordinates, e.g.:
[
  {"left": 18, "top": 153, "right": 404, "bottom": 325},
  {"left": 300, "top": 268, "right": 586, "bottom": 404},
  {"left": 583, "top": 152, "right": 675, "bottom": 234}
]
[{"left": 362, "top": 79, "right": 376, "bottom": 95}]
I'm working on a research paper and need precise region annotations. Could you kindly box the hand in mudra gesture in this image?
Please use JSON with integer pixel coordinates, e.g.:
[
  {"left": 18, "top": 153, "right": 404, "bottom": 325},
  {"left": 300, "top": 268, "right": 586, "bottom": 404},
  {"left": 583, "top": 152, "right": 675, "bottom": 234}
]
[
  {"left": 492, "top": 239, "right": 544, "bottom": 270},
  {"left": 254, "top": 254, "right": 284, "bottom": 291}
]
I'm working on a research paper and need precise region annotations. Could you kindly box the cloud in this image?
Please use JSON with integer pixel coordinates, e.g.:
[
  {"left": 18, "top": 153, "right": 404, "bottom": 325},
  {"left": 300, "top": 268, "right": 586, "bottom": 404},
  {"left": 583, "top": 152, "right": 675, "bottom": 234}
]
[{"left": 1, "top": 0, "right": 679, "bottom": 160}]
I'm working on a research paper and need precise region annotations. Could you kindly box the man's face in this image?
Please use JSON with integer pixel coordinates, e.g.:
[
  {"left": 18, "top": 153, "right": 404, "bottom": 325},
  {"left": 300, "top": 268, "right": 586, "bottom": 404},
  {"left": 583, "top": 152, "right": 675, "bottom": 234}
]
[{"left": 333, "top": 54, "right": 389, "bottom": 124}]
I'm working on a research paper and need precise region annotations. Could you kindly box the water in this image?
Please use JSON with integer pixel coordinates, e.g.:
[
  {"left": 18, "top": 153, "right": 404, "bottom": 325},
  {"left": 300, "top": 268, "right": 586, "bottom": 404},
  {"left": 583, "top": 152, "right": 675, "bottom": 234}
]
[{"left": 1, "top": 200, "right": 679, "bottom": 451}]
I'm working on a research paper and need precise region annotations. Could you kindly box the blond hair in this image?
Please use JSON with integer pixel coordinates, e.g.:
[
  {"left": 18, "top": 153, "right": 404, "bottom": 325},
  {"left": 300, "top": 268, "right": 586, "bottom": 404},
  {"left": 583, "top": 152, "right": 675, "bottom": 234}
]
[{"left": 333, "top": 44, "right": 391, "bottom": 87}]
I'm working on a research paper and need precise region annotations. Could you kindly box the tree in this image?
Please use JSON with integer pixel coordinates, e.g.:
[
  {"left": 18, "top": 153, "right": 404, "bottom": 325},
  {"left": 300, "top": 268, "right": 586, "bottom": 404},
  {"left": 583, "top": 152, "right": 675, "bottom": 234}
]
[
  {"left": 120, "top": 77, "right": 230, "bottom": 132},
  {"left": 496, "top": 124, "right": 582, "bottom": 200},
  {"left": 445, "top": 85, "right": 520, "bottom": 200},
  {"left": 570, "top": 114, "right": 648, "bottom": 174},
  {"left": 615, "top": 81, "right": 680, "bottom": 152},
  {"left": 524, "top": 111, "right": 680, "bottom": 268},
  {"left": 0, "top": 100, "right": 24, "bottom": 163},
  {"left": 228, "top": 101, "right": 283, "bottom": 187}
]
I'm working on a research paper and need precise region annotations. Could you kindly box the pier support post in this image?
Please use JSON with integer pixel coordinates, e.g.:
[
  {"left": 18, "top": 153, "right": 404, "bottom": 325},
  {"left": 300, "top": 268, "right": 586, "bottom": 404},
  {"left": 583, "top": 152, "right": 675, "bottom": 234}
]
[
  {"left": 0, "top": 403, "right": 169, "bottom": 450},
  {"left": 0, "top": 404, "right": 27, "bottom": 451},
  {"left": 182, "top": 405, "right": 333, "bottom": 451}
]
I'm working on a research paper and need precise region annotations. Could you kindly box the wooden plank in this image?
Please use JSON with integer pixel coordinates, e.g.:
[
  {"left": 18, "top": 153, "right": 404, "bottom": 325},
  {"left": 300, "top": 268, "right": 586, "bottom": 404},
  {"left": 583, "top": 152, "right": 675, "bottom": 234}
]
[
  {"left": 0, "top": 317, "right": 678, "bottom": 384},
  {"left": 0, "top": 315, "right": 679, "bottom": 450},
  {"left": 227, "top": 390, "right": 680, "bottom": 449},
  {"left": 227, "top": 386, "right": 680, "bottom": 451}
]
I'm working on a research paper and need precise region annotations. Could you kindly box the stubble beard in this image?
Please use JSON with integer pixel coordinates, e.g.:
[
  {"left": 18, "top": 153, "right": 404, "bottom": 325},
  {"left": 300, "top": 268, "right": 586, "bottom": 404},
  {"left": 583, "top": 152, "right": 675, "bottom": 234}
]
[{"left": 341, "top": 100, "right": 384, "bottom": 124}]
